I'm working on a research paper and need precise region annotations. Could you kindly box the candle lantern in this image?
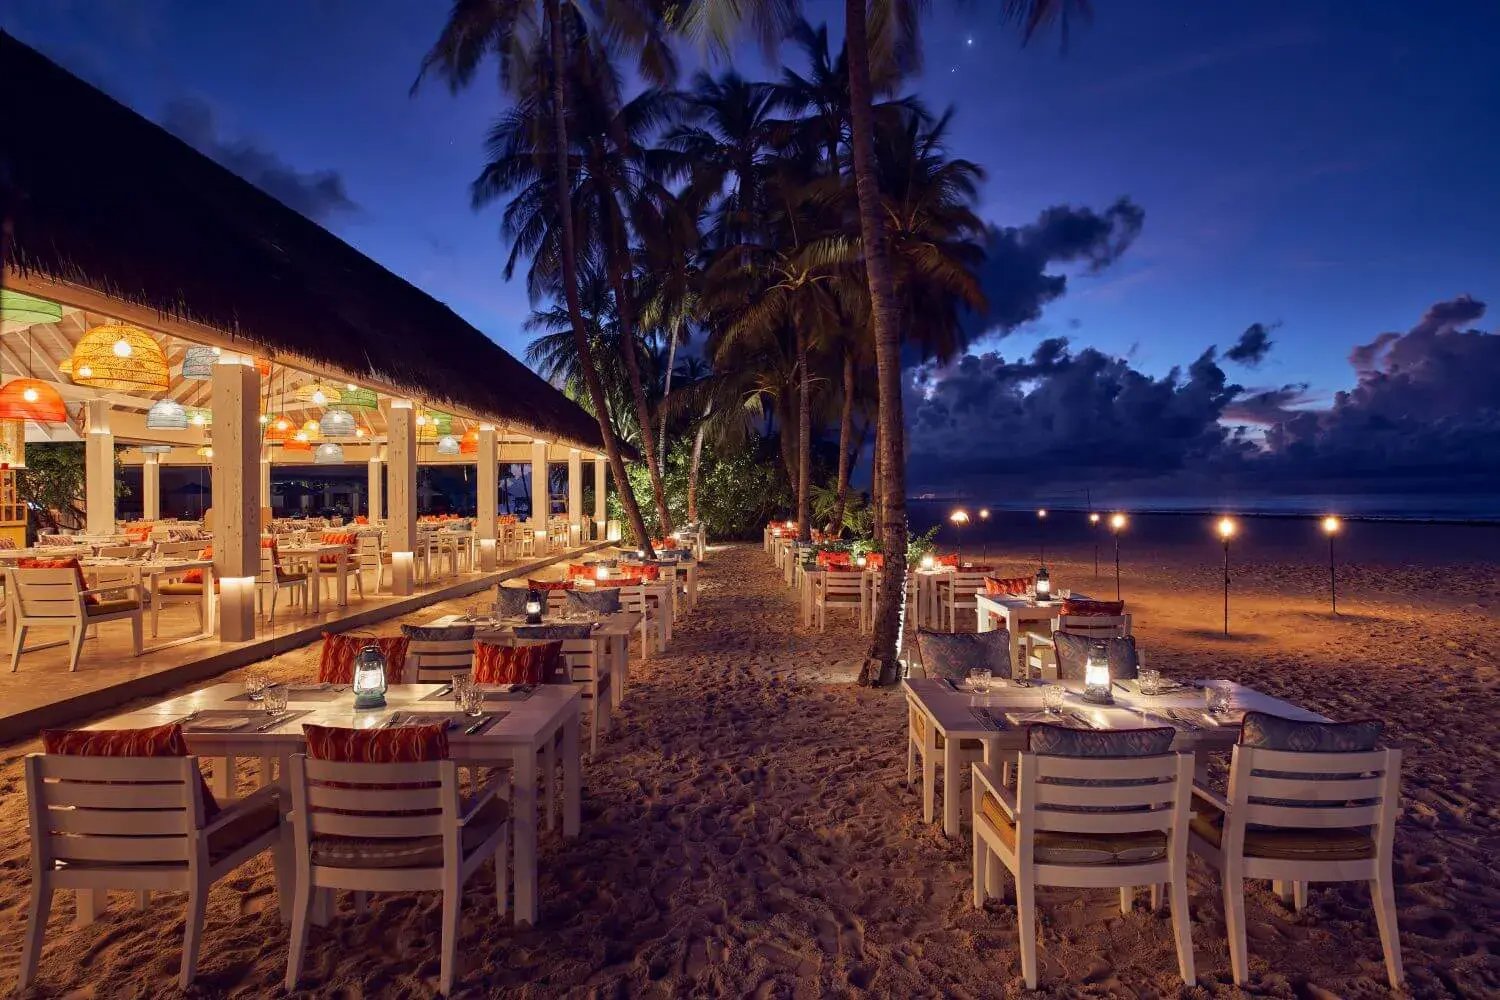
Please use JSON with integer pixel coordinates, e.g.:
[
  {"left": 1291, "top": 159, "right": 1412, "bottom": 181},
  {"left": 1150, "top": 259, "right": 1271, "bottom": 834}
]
[
  {"left": 1034, "top": 566, "right": 1052, "bottom": 602},
  {"left": 524, "top": 587, "right": 544, "bottom": 624},
  {"left": 352, "top": 642, "right": 389, "bottom": 709},
  {"left": 855, "top": 554, "right": 867, "bottom": 568},
  {"left": 920, "top": 553, "right": 934, "bottom": 571},
  {"left": 1082, "top": 641, "right": 1114, "bottom": 705},
  {"left": 595, "top": 564, "right": 610, "bottom": 581}
]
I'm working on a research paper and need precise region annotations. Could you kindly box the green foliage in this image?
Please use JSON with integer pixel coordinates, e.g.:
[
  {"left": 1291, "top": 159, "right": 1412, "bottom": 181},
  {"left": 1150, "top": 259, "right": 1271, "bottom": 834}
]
[
  {"left": 19, "top": 443, "right": 85, "bottom": 534},
  {"left": 608, "top": 436, "right": 790, "bottom": 540},
  {"left": 905, "top": 525, "right": 941, "bottom": 563}
]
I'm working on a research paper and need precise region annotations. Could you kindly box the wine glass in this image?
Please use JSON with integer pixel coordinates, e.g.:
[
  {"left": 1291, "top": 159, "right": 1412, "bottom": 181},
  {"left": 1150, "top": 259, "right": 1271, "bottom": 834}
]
[
  {"left": 967, "top": 667, "right": 992, "bottom": 692},
  {"left": 1205, "top": 682, "right": 1234, "bottom": 716}
]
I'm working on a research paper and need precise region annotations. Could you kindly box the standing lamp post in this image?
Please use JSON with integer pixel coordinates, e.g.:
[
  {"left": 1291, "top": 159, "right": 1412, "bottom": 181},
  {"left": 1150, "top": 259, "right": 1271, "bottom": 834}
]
[
  {"left": 978, "top": 508, "right": 990, "bottom": 563},
  {"left": 1089, "top": 511, "right": 1101, "bottom": 578},
  {"left": 1322, "top": 515, "right": 1341, "bottom": 615},
  {"left": 1217, "top": 516, "right": 1237, "bottom": 636},
  {"left": 1036, "top": 508, "right": 1048, "bottom": 565},
  {"left": 1109, "top": 513, "right": 1127, "bottom": 600},
  {"left": 949, "top": 509, "right": 970, "bottom": 565}
]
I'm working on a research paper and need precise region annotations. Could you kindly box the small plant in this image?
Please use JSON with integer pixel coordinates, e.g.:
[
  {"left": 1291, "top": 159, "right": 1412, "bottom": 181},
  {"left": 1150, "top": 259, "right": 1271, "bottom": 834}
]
[{"left": 906, "top": 525, "right": 941, "bottom": 564}]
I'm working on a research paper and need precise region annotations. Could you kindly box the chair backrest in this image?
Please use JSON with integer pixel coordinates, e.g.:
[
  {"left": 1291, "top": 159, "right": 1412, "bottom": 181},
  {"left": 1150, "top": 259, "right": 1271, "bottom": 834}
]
[
  {"left": 289, "top": 755, "right": 455, "bottom": 852},
  {"left": 11, "top": 568, "right": 86, "bottom": 620},
  {"left": 1016, "top": 748, "right": 1192, "bottom": 841},
  {"left": 26, "top": 754, "right": 205, "bottom": 869},
  {"left": 404, "top": 634, "right": 475, "bottom": 683},
  {"left": 512, "top": 629, "right": 596, "bottom": 680},
  {"left": 1228, "top": 744, "right": 1401, "bottom": 842},
  {"left": 155, "top": 540, "right": 202, "bottom": 560},
  {"left": 947, "top": 572, "right": 990, "bottom": 598},
  {"left": 356, "top": 534, "right": 383, "bottom": 566},
  {"left": 617, "top": 583, "right": 658, "bottom": 622},
  {"left": 821, "top": 571, "right": 865, "bottom": 599},
  {"left": 97, "top": 545, "right": 142, "bottom": 559},
  {"left": 1053, "top": 614, "right": 1132, "bottom": 638}
]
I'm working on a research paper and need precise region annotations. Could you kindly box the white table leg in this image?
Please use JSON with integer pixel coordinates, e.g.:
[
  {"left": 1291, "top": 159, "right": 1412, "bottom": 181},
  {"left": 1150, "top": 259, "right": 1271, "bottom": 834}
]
[
  {"left": 943, "top": 736, "right": 963, "bottom": 837},
  {"left": 75, "top": 888, "right": 108, "bottom": 927},
  {"left": 562, "top": 712, "right": 581, "bottom": 837},
  {"left": 512, "top": 749, "right": 539, "bottom": 925},
  {"left": 211, "top": 755, "right": 236, "bottom": 800},
  {"left": 337, "top": 562, "right": 348, "bottom": 607}
]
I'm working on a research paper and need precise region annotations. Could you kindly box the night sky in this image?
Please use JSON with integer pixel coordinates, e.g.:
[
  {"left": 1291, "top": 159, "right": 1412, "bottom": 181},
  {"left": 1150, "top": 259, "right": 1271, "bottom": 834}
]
[{"left": 6, "top": 0, "right": 1498, "bottom": 506}]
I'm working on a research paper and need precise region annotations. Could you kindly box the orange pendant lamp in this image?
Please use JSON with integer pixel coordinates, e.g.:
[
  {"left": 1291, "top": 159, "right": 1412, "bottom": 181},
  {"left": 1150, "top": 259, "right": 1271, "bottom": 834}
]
[
  {"left": 0, "top": 330, "right": 68, "bottom": 423},
  {"left": 70, "top": 322, "right": 170, "bottom": 393}
]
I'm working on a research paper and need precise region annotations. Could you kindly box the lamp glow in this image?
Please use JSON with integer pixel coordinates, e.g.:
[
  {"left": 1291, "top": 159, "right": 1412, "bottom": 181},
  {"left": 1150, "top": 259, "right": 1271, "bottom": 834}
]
[
  {"left": 1110, "top": 513, "right": 1127, "bottom": 532},
  {"left": 1217, "top": 516, "right": 1237, "bottom": 540},
  {"left": 112, "top": 337, "right": 132, "bottom": 358},
  {"left": 949, "top": 509, "right": 970, "bottom": 525},
  {"left": 978, "top": 508, "right": 990, "bottom": 520},
  {"left": 1089, "top": 512, "right": 1101, "bottom": 525},
  {"left": 1083, "top": 641, "right": 1113, "bottom": 705},
  {"left": 1322, "top": 515, "right": 1341, "bottom": 535},
  {"left": 21, "top": 387, "right": 37, "bottom": 403},
  {"left": 920, "top": 553, "right": 934, "bottom": 571},
  {"left": 352, "top": 642, "right": 388, "bottom": 709},
  {"left": 595, "top": 564, "right": 609, "bottom": 581}
]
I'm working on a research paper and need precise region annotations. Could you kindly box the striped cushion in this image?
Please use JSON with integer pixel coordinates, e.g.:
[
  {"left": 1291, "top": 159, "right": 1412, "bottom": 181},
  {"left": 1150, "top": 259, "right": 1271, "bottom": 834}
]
[
  {"left": 400, "top": 624, "right": 476, "bottom": 643},
  {"left": 1054, "top": 632, "right": 1139, "bottom": 681},
  {"left": 1059, "top": 598, "right": 1125, "bottom": 617},
  {"left": 473, "top": 640, "right": 562, "bottom": 685},
  {"left": 17, "top": 556, "right": 97, "bottom": 604},
  {"left": 527, "top": 578, "right": 574, "bottom": 592},
  {"left": 317, "top": 633, "right": 411, "bottom": 685},
  {"left": 303, "top": 722, "right": 449, "bottom": 763},
  {"left": 41, "top": 722, "right": 220, "bottom": 820},
  {"left": 983, "top": 575, "right": 1031, "bottom": 596},
  {"left": 309, "top": 794, "right": 509, "bottom": 869}
]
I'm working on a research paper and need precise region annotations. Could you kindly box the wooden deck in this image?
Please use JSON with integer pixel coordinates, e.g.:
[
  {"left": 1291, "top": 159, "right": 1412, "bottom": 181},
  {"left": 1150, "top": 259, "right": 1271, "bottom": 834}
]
[{"left": 0, "top": 545, "right": 603, "bottom": 742}]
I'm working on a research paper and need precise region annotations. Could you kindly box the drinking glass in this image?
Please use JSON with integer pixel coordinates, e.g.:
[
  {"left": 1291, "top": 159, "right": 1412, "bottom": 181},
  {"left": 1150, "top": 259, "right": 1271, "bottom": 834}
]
[
  {"left": 243, "top": 671, "right": 268, "bottom": 702},
  {"left": 457, "top": 682, "right": 485, "bottom": 717},
  {"left": 1205, "top": 682, "right": 1234, "bottom": 716},
  {"left": 452, "top": 673, "right": 474, "bottom": 711},
  {"left": 1138, "top": 668, "right": 1162, "bottom": 696},
  {"left": 1042, "top": 685, "right": 1066, "bottom": 715},
  {"left": 967, "top": 667, "right": 992, "bottom": 692},
  {"left": 262, "top": 684, "right": 289, "bottom": 717}
]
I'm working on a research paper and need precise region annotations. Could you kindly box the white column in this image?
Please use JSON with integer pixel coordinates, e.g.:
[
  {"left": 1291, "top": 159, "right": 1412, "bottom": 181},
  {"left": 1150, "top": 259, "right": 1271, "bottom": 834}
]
[
  {"left": 531, "top": 438, "right": 549, "bottom": 556},
  {"left": 84, "top": 400, "right": 115, "bottom": 536},
  {"left": 211, "top": 356, "right": 260, "bottom": 641},
  {"left": 366, "top": 450, "right": 383, "bottom": 520},
  {"left": 593, "top": 456, "right": 607, "bottom": 541},
  {"left": 477, "top": 424, "right": 498, "bottom": 569},
  {"left": 387, "top": 402, "right": 418, "bottom": 594},
  {"left": 142, "top": 455, "right": 161, "bottom": 520},
  {"left": 259, "top": 451, "right": 272, "bottom": 523},
  {"left": 566, "top": 447, "right": 583, "bottom": 548}
]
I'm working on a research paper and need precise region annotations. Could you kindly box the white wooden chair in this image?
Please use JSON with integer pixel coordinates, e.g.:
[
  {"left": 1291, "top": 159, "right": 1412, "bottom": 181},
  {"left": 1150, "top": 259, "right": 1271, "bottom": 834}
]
[
  {"left": 356, "top": 534, "right": 389, "bottom": 594},
  {"left": 971, "top": 746, "right": 1196, "bottom": 990},
  {"left": 1025, "top": 614, "right": 1133, "bottom": 677},
  {"left": 9, "top": 567, "right": 143, "bottom": 672},
  {"left": 619, "top": 583, "right": 666, "bottom": 659},
  {"left": 257, "top": 543, "right": 309, "bottom": 622},
  {"left": 20, "top": 753, "right": 284, "bottom": 990},
  {"left": 313, "top": 539, "right": 365, "bottom": 604},
  {"left": 153, "top": 539, "right": 203, "bottom": 560},
  {"left": 151, "top": 566, "right": 217, "bottom": 638},
  {"left": 403, "top": 628, "right": 476, "bottom": 684},
  {"left": 813, "top": 570, "right": 868, "bottom": 633},
  {"left": 284, "top": 754, "right": 510, "bottom": 995},
  {"left": 515, "top": 627, "right": 611, "bottom": 757},
  {"left": 1189, "top": 742, "right": 1404, "bottom": 989},
  {"left": 940, "top": 572, "right": 990, "bottom": 632}
]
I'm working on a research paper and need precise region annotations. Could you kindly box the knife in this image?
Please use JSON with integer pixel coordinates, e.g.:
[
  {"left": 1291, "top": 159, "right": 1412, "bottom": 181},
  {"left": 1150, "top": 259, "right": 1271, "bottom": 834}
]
[{"left": 463, "top": 716, "right": 489, "bottom": 735}]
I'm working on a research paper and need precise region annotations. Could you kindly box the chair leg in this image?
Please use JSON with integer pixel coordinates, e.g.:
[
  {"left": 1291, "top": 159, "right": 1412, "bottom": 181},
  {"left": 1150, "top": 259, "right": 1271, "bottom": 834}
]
[
  {"left": 285, "top": 874, "right": 313, "bottom": 990},
  {"left": 1293, "top": 880, "right": 1308, "bottom": 912},
  {"left": 971, "top": 830, "right": 986, "bottom": 908},
  {"left": 18, "top": 877, "right": 53, "bottom": 988},
  {"left": 1119, "top": 886, "right": 1133, "bottom": 915},
  {"left": 495, "top": 821, "right": 510, "bottom": 918},
  {"left": 439, "top": 887, "right": 460, "bottom": 995},
  {"left": 1169, "top": 869, "right": 1195, "bottom": 984},
  {"left": 1370, "top": 876, "right": 1404, "bottom": 989},
  {"left": 130, "top": 614, "right": 143, "bottom": 656},
  {"left": 921, "top": 743, "right": 937, "bottom": 824},
  {"left": 11, "top": 623, "right": 27, "bottom": 671},
  {"left": 67, "top": 625, "right": 86, "bottom": 672},
  {"left": 135, "top": 890, "right": 150, "bottom": 912},
  {"left": 1223, "top": 867, "right": 1249, "bottom": 985},
  {"left": 906, "top": 736, "right": 916, "bottom": 785},
  {"left": 1016, "top": 874, "right": 1039, "bottom": 990},
  {"left": 178, "top": 886, "right": 207, "bottom": 989}
]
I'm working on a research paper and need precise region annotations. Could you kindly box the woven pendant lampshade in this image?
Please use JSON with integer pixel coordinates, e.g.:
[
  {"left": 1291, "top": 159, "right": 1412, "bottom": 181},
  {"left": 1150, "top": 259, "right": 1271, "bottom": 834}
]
[
  {"left": 300, "top": 419, "right": 322, "bottom": 441},
  {"left": 181, "top": 346, "right": 220, "bottom": 379},
  {"left": 319, "top": 408, "right": 356, "bottom": 438},
  {"left": 336, "top": 387, "right": 378, "bottom": 410},
  {"left": 0, "top": 290, "right": 63, "bottom": 329},
  {"left": 0, "top": 378, "right": 68, "bottom": 423},
  {"left": 435, "top": 434, "right": 461, "bottom": 456},
  {"left": 71, "top": 323, "right": 170, "bottom": 393},
  {"left": 186, "top": 407, "right": 212, "bottom": 428},
  {"left": 282, "top": 438, "right": 313, "bottom": 455},
  {"left": 140, "top": 443, "right": 173, "bottom": 455},
  {"left": 146, "top": 399, "right": 189, "bottom": 430},
  {"left": 314, "top": 442, "right": 345, "bottom": 464},
  {"left": 263, "top": 415, "right": 291, "bottom": 444},
  {"left": 459, "top": 428, "right": 480, "bottom": 455},
  {"left": 296, "top": 382, "right": 343, "bottom": 407}
]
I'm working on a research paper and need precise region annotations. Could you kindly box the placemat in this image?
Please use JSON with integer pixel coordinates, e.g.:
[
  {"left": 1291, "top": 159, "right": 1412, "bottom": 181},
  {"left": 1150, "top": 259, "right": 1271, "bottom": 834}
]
[
  {"left": 385, "top": 710, "right": 508, "bottom": 735},
  {"left": 182, "top": 708, "right": 313, "bottom": 733},
  {"left": 421, "top": 685, "right": 535, "bottom": 703},
  {"left": 226, "top": 685, "right": 348, "bottom": 703}
]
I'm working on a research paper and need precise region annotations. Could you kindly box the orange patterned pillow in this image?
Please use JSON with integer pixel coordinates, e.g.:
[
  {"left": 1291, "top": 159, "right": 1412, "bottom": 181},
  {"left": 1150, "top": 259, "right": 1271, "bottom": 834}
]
[
  {"left": 303, "top": 722, "right": 450, "bottom": 763},
  {"left": 652, "top": 537, "right": 679, "bottom": 550},
  {"left": 565, "top": 563, "right": 594, "bottom": 580},
  {"left": 17, "top": 556, "right": 97, "bottom": 604},
  {"left": 1060, "top": 598, "right": 1125, "bottom": 618},
  {"left": 317, "top": 633, "right": 412, "bottom": 684},
  {"left": 319, "top": 531, "right": 359, "bottom": 564},
  {"left": 472, "top": 639, "right": 563, "bottom": 685},
  {"left": 616, "top": 564, "right": 661, "bottom": 583},
  {"left": 984, "top": 575, "right": 1031, "bottom": 596},
  {"left": 125, "top": 524, "right": 154, "bottom": 543},
  {"left": 816, "top": 550, "right": 851, "bottom": 568},
  {"left": 41, "top": 722, "right": 220, "bottom": 819},
  {"left": 936, "top": 554, "right": 960, "bottom": 568},
  {"left": 527, "top": 578, "right": 575, "bottom": 591},
  {"left": 182, "top": 544, "right": 214, "bottom": 584},
  {"left": 865, "top": 552, "right": 885, "bottom": 569}
]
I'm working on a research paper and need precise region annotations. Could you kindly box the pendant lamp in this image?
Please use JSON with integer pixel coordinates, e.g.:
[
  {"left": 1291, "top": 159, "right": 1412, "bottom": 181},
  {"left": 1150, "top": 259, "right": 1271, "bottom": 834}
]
[{"left": 71, "top": 323, "right": 170, "bottom": 393}]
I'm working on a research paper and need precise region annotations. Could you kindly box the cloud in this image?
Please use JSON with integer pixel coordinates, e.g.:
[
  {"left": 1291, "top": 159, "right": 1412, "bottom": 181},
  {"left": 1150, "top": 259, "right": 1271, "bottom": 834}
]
[
  {"left": 959, "top": 198, "right": 1144, "bottom": 343},
  {"left": 1225, "top": 321, "right": 1276, "bottom": 366},
  {"left": 1222, "top": 382, "right": 1311, "bottom": 425},
  {"left": 160, "top": 96, "right": 357, "bottom": 222}
]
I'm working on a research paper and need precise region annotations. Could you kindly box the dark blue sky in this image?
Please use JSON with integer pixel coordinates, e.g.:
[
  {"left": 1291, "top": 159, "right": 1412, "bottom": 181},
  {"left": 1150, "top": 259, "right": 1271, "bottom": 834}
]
[{"left": 4, "top": 0, "right": 1497, "bottom": 412}]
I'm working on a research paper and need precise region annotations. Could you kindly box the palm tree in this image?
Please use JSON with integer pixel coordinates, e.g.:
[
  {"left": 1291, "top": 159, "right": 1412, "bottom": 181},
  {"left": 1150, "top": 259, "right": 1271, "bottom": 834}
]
[{"left": 414, "top": 0, "right": 673, "bottom": 554}]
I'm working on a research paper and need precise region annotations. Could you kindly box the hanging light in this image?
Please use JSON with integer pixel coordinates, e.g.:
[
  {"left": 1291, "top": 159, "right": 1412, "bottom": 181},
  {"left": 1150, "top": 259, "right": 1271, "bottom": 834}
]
[
  {"left": 337, "top": 387, "right": 378, "bottom": 409},
  {"left": 354, "top": 425, "right": 368, "bottom": 439},
  {"left": 196, "top": 445, "right": 214, "bottom": 459},
  {"left": 282, "top": 438, "right": 312, "bottom": 454},
  {"left": 263, "top": 417, "right": 290, "bottom": 444},
  {"left": 296, "top": 382, "right": 343, "bottom": 407},
  {"left": 319, "top": 408, "right": 356, "bottom": 438},
  {"left": 181, "top": 346, "right": 221, "bottom": 380},
  {"left": 186, "top": 407, "right": 211, "bottom": 428},
  {"left": 0, "top": 379, "right": 67, "bottom": 423},
  {"left": 0, "top": 290, "right": 63, "bottom": 328},
  {"left": 253, "top": 357, "right": 272, "bottom": 378},
  {"left": 300, "top": 419, "right": 322, "bottom": 441},
  {"left": 459, "top": 428, "right": 480, "bottom": 455},
  {"left": 146, "top": 399, "right": 189, "bottom": 430},
  {"left": 314, "top": 442, "right": 345, "bottom": 464},
  {"left": 435, "top": 434, "right": 460, "bottom": 456},
  {"left": 70, "top": 323, "right": 169, "bottom": 393},
  {"left": 140, "top": 444, "right": 173, "bottom": 455}
]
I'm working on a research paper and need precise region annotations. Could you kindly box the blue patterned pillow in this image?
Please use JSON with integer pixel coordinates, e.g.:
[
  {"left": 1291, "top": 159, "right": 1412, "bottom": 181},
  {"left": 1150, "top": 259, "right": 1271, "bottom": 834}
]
[
  {"left": 1053, "top": 632, "right": 1139, "bottom": 681},
  {"left": 917, "top": 630, "right": 1011, "bottom": 681},
  {"left": 494, "top": 587, "right": 530, "bottom": 617},
  {"left": 400, "top": 624, "right": 475, "bottom": 642},
  {"left": 1240, "top": 712, "right": 1382, "bottom": 752},
  {"left": 514, "top": 623, "right": 593, "bottom": 641},
  {"left": 567, "top": 588, "right": 621, "bottom": 614},
  {"left": 1028, "top": 724, "right": 1175, "bottom": 757}
]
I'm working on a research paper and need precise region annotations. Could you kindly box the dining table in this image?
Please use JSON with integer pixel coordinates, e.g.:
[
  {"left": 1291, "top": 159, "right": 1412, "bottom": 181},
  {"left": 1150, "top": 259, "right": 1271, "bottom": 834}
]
[
  {"left": 82, "top": 556, "right": 217, "bottom": 646},
  {"left": 84, "top": 681, "right": 582, "bottom": 926},
  {"left": 903, "top": 676, "right": 1329, "bottom": 838},
  {"left": 276, "top": 542, "right": 353, "bottom": 610},
  {"left": 974, "top": 591, "right": 1095, "bottom": 677}
]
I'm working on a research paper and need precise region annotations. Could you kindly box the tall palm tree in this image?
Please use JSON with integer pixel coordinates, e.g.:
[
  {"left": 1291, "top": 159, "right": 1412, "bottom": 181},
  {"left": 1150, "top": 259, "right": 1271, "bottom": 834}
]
[{"left": 414, "top": 0, "right": 673, "bottom": 554}]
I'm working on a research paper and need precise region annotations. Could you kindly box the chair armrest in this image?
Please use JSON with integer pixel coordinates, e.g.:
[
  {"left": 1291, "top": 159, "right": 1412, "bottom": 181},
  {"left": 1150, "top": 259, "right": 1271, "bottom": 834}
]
[
  {"left": 457, "top": 769, "right": 509, "bottom": 825},
  {"left": 1190, "top": 782, "right": 1230, "bottom": 812},
  {"left": 970, "top": 761, "right": 1017, "bottom": 817},
  {"left": 81, "top": 583, "right": 144, "bottom": 600},
  {"left": 200, "top": 783, "right": 281, "bottom": 835}
]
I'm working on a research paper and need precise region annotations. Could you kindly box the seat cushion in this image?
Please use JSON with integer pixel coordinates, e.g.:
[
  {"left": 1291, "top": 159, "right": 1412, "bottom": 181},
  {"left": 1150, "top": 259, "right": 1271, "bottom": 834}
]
[
  {"left": 916, "top": 630, "right": 1012, "bottom": 683},
  {"left": 317, "top": 633, "right": 411, "bottom": 685},
  {"left": 207, "top": 793, "right": 282, "bottom": 863},
  {"left": 85, "top": 597, "right": 142, "bottom": 616},
  {"left": 981, "top": 792, "right": 1168, "bottom": 865},
  {"left": 157, "top": 581, "right": 212, "bottom": 596},
  {"left": 1190, "top": 799, "right": 1375, "bottom": 860},
  {"left": 473, "top": 639, "right": 563, "bottom": 684},
  {"left": 309, "top": 794, "right": 510, "bottom": 869}
]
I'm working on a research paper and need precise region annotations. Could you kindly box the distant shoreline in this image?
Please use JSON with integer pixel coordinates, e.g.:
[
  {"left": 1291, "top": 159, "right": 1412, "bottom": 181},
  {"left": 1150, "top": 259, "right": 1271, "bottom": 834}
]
[{"left": 905, "top": 499, "right": 1500, "bottom": 527}]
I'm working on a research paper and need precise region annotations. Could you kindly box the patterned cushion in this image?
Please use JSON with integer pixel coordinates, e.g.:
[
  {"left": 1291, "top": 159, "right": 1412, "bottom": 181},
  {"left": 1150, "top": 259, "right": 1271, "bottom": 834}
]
[
  {"left": 472, "top": 640, "right": 563, "bottom": 684},
  {"left": 317, "top": 633, "right": 411, "bottom": 685},
  {"left": 182, "top": 544, "right": 214, "bottom": 584},
  {"left": 615, "top": 564, "right": 661, "bottom": 582},
  {"left": 916, "top": 630, "right": 1012, "bottom": 682},
  {"left": 1053, "top": 632, "right": 1139, "bottom": 681},
  {"left": 0, "top": 537, "right": 15, "bottom": 550},
  {"left": 1240, "top": 712, "right": 1383, "bottom": 753},
  {"left": 936, "top": 554, "right": 960, "bottom": 567},
  {"left": 816, "top": 550, "right": 851, "bottom": 568},
  {"left": 514, "top": 623, "right": 593, "bottom": 641},
  {"left": 318, "top": 531, "right": 359, "bottom": 564},
  {"left": 308, "top": 794, "right": 509, "bottom": 869},
  {"left": 527, "top": 578, "right": 575, "bottom": 592},
  {"left": 17, "top": 556, "right": 98, "bottom": 603},
  {"left": 864, "top": 552, "right": 884, "bottom": 569},
  {"left": 36, "top": 534, "right": 75, "bottom": 547},
  {"left": 567, "top": 588, "right": 621, "bottom": 614},
  {"left": 41, "top": 722, "right": 220, "bottom": 820},
  {"left": 124, "top": 525, "right": 154, "bottom": 543},
  {"left": 1190, "top": 799, "right": 1375, "bottom": 860},
  {"left": 983, "top": 576, "right": 1031, "bottom": 596},
  {"left": 494, "top": 586, "right": 531, "bottom": 617},
  {"left": 1059, "top": 598, "right": 1125, "bottom": 618},
  {"left": 303, "top": 722, "right": 450, "bottom": 763},
  {"left": 400, "top": 624, "right": 476, "bottom": 644},
  {"left": 1027, "top": 723, "right": 1175, "bottom": 757},
  {"left": 565, "top": 563, "right": 595, "bottom": 580},
  {"left": 980, "top": 793, "right": 1168, "bottom": 864}
]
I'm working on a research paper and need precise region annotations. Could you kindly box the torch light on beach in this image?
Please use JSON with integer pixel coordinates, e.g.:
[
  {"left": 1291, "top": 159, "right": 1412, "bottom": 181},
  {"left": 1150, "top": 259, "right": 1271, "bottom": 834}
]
[
  {"left": 1217, "top": 516, "right": 1237, "bottom": 636},
  {"left": 1323, "top": 515, "right": 1341, "bottom": 615},
  {"left": 949, "top": 508, "right": 970, "bottom": 565},
  {"left": 1089, "top": 511, "right": 1101, "bottom": 578},
  {"left": 978, "top": 508, "right": 991, "bottom": 562},
  {"left": 1036, "top": 508, "right": 1049, "bottom": 565},
  {"left": 1109, "top": 513, "right": 1127, "bottom": 600}
]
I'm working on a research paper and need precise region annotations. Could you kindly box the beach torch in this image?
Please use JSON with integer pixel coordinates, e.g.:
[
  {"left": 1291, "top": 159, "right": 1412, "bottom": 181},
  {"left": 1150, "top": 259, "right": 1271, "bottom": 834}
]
[
  {"left": 1034, "top": 565, "right": 1052, "bottom": 602},
  {"left": 1089, "top": 511, "right": 1101, "bottom": 578},
  {"left": 1082, "top": 640, "right": 1113, "bottom": 705},
  {"left": 524, "top": 587, "right": 544, "bottom": 625},
  {"left": 1036, "top": 508, "right": 1049, "bottom": 565},
  {"left": 1322, "top": 515, "right": 1341, "bottom": 615},
  {"left": 1217, "top": 517, "right": 1237, "bottom": 636},
  {"left": 949, "top": 508, "right": 970, "bottom": 565},
  {"left": 978, "top": 508, "right": 991, "bottom": 562},
  {"left": 1109, "top": 513, "right": 1127, "bottom": 600},
  {"left": 352, "top": 642, "right": 389, "bottom": 710}
]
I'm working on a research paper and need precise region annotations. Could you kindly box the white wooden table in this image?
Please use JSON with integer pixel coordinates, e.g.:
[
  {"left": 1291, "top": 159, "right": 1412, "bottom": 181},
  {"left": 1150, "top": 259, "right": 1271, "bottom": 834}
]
[
  {"left": 87, "top": 557, "right": 216, "bottom": 647},
  {"left": 903, "top": 677, "right": 1329, "bottom": 838},
  {"left": 278, "top": 543, "right": 351, "bottom": 610},
  {"left": 92, "top": 681, "right": 582, "bottom": 925}
]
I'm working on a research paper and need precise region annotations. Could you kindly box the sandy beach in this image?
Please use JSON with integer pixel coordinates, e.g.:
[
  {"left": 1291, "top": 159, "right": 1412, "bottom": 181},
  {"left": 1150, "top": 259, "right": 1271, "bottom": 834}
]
[{"left": 0, "top": 536, "right": 1497, "bottom": 997}]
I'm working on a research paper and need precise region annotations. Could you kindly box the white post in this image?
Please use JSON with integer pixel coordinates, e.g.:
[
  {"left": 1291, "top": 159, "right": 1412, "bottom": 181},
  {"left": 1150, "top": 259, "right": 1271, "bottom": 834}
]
[
  {"left": 212, "top": 355, "right": 260, "bottom": 641},
  {"left": 84, "top": 400, "right": 115, "bottom": 535},
  {"left": 387, "top": 402, "right": 417, "bottom": 594},
  {"left": 567, "top": 447, "right": 583, "bottom": 548},
  {"left": 593, "top": 456, "right": 607, "bottom": 541},
  {"left": 142, "top": 454, "right": 161, "bottom": 520},
  {"left": 259, "top": 451, "right": 272, "bottom": 523},
  {"left": 531, "top": 438, "right": 549, "bottom": 556},
  {"left": 366, "top": 451, "right": 383, "bottom": 520},
  {"left": 477, "top": 425, "right": 498, "bottom": 569}
]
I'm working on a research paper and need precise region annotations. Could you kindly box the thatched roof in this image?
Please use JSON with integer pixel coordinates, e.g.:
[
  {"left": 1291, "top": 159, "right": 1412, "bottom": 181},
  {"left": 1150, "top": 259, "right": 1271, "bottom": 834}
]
[{"left": 0, "top": 31, "right": 620, "bottom": 455}]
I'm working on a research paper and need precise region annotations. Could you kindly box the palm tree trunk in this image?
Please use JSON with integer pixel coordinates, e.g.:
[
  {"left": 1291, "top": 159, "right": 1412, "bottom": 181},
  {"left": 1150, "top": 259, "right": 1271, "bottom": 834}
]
[
  {"left": 605, "top": 241, "right": 672, "bottom": 535},
  {"left": 830, "top": 346, "right": 856, "bottom": 537},
  {"left": 870, "top": 416, "right": 883, "bottom": 545},
  {"left": 796, "top": 325, "right": 812, "bottom": 543},
  {"left": 776, "top": 395, "right": 797, "bottom": 497},
  {"left": 686, "top": 418, "right": 706, "bottom": 523},
  {"left": 546, "top": 0, "right": 653, "bottom": 556},
  {"left": 658, "top": 320, "right": 679, "bottom": 470},
  {"left": 847, "top": 0, "right": 908, "bottom": 685}
]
